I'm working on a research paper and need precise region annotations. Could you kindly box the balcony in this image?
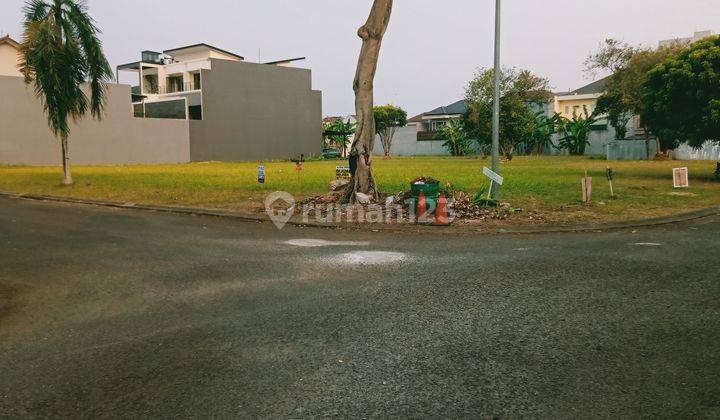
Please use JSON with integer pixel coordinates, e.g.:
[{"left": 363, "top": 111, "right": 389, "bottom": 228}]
[
  {"left": 159, "top": 81, "right": 200, "bottom": 95},
  {"left": 417, "top": 131, "right": 445, "bottom": 141}
]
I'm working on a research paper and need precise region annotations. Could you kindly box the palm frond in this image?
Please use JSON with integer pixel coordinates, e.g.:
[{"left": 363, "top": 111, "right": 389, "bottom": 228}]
[
  {"left": 20, "top": 0, "right": 112, "bottom": 139},
  {"left": 22, "top": 0, "right": 51, "bottom": 23},
  {"left": 64, "top": 0, "right": 112, "bottom": 119}
]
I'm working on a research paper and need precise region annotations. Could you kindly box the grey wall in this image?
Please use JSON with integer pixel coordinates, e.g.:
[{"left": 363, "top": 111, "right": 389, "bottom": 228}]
[
  {"left": 548, "top": 126, "right": 615, "bottom": 157},
  {"left": 372, "top": 125, "right": 451, "bottom": 156},
  {"left": 0, "top": 76, "right": 190, "bottom": 165},
  {"left": 189, "top": 59, "right": 322, "bottom": 162},
  {"left": 606, "top": 140, "right": 658, "bottom": 160},
  {"left": 143, "top": 99, "right": 187, "bottom": 120}
]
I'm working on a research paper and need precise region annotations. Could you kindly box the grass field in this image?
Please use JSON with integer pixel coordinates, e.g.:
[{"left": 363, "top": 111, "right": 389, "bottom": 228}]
[{"left": 1, "top": 156, "right": 719, "bottom": 223}]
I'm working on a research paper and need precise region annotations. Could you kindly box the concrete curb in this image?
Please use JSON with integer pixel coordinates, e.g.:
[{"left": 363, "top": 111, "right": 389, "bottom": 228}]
[{"left": 2, "top": 190, "right": 719, "bottom": 235}]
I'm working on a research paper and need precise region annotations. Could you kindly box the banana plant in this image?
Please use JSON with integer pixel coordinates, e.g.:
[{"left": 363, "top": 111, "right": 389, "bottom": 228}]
[
  {"left": 556, "top": 106, "right": 598, "bottom": 156},
  {"left": 527, "top": 112, "right": 561, "bottom": 155}
]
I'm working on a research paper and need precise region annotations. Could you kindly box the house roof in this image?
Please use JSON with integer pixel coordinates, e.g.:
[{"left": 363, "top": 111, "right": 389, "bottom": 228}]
[
  {"left": 407, "top": 113, "right": 425, "bottom": 123},
  {"left": 163, "top": 43, "right": 244, "bottom": 60},
  {"left": 424, "top": 99, "right": 467, "bottom": 117},
  {"left": 0, "top": 35, "right": 20, "bottom": 49},
  {"left": 566, "top": 76, "right": 610, "bottom": 96}
]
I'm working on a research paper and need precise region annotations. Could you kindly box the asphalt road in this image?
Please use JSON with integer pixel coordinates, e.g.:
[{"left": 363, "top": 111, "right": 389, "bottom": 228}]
[{"left": 1, "top": 197, "right": 719, "bottom": 418}]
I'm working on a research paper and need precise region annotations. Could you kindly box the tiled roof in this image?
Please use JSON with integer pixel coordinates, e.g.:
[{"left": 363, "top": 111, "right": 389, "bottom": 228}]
[
  {"left": 424, "top": 99, "right": 467, "bottom": 116},
  {"left": 566, "top": 76, "right": 611, "bottom": 96}
]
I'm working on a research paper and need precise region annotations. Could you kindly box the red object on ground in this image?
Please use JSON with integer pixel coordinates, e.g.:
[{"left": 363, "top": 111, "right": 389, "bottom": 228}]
[
  {"left": 417, "top": 190, "right": 427, "bottom": 220},
  {"left": 435, "top": 192, "right": 450, "bottom": 226}
]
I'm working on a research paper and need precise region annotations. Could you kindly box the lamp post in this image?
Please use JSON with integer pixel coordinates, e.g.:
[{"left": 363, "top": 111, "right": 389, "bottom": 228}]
[{"left": 491, "top": 0, "right": 502, "bottom": 199}]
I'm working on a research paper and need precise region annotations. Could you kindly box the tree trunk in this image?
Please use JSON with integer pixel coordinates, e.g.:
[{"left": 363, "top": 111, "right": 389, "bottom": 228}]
[
  {"left": 346, "top": 0, "right": 393, "bottom": 202},
  {"left": 61, "top": 135, "right": 73, "bottom": 185},
  {"left": 380, "top": 131, "right": 393, "bottom": 159}
]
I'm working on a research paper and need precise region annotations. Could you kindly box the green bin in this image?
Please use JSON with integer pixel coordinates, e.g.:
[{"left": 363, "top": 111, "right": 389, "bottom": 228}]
[{"left": 410, "top": 179, "right": 440, "bottom": 213}]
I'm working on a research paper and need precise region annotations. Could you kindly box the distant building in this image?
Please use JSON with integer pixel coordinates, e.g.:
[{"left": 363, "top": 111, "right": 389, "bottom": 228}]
[
  {"left": 658, "top": 30, "right": 715, "bottom": 48},
  {"left": 0, "top": 35, "right": 22, "bottom": 77},
  {"left": 413, "top": 100, "right": 467, "bottom": 140},
  {"left": 1, "top": 40, "right": 322, "bottom": 165},
  {"left": 371, "top": 100, "right": 468, "bottom": 157}
]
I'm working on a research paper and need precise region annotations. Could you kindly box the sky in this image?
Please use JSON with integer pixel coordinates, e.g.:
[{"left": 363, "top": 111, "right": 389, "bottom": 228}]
[{"left": 2, "top": 0, "right": 719, "bottom": 117}]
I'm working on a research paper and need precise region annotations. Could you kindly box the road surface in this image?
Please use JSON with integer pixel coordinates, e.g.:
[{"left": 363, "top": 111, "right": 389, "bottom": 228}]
[{"left": 1, "top": 197, "right": 719, "bottom": 418}]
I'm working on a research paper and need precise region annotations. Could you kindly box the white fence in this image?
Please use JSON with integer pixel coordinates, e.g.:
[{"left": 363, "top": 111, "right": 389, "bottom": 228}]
[{"left": 672, "top": 142, "right": 720, "bottom": 161}]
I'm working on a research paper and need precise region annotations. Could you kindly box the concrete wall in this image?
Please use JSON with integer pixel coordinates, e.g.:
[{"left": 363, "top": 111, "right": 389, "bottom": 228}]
[
  {"left": 372, "top": 125, "right": 450, "bottom": 156},
  {"left": 548, "top": 125, "right": 616, "bottom": 156},
  {"left": 189, "top": 59, "right": 322, "bottom": 161},
  {"left": 606, "top": 140, "right": 658, "bottom": 160},
  {"left": 0, "top": 76, "right": 190, "bottom": 165}
]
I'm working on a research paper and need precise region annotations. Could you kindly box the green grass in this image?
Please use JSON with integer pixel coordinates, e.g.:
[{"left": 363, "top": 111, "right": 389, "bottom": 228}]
[{"left": 1, "top": 156, "right": 718, "bottom": 223}]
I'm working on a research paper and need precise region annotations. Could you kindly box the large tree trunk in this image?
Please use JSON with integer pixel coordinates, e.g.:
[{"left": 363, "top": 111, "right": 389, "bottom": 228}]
[
  {"left": 347, "top": 0, "right": 393, "bottom": 202},
  {"left": 61, "top": 135, "right": 73, "bottom": 185}
]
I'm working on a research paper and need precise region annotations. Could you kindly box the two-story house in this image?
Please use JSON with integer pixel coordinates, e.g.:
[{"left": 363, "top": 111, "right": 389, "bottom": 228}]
[
  {"left": 1, "top": 38, "right": 322, "bottom": 165},
  {"left": 117, "top": 43, "right": 246, "bottom": 120}
]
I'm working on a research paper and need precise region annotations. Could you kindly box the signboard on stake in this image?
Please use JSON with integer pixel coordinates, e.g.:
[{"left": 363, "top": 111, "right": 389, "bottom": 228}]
[
  {"left": 258, "top": 165, "right": 266, "bottom": 184},
  {"left": 483, "top": 167, "right": 504, "bottom": 200},
  {"left": 483, "top": 167, "right": 504, "bottom": 186},
  {"left": 336, "top": 166, "right": 351, "bottom": 180},
  {"left": 673, "top": 167, "right": 689, "bottom": 188}
]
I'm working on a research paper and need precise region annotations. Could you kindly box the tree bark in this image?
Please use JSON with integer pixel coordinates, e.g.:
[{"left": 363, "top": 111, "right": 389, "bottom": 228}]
[
  {"left": 380, "top": 129, "right": 394, "bottom": 159},
  {"left": 61, "top": 135, "right": 73, "bottom": 185},
  {"left": 347, "top": 0, "right": 393, "bottom": 202}
]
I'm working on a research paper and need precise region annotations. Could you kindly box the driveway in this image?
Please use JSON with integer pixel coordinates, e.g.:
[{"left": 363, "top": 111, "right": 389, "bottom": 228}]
[{"left": 1, "top": 197, "right": 718, "bottom": 418}]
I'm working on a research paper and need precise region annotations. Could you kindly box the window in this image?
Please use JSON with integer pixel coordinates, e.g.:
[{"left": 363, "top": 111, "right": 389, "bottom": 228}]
[
  {"left": 192, "top": 73, "right": 201, "bottom": 90},
  {"left": 189, "top": 105, "right": 202, "bottom": 120},
  {"left": 633, "top": 115, "right": 642, "bottom": 129},
  {"left": 166, "top": 75, "right": 183, "bottom": 93},
  {"left": 143, "top": 75, "right": 158, "bottom": 94},
  {"left": 430, "top": 120, "right": 447, "bottom": 131}
]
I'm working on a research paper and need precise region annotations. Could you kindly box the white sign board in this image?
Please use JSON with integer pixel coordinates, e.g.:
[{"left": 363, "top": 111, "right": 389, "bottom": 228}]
[
  {"left": 673, "top": 167, "right": 689, "bottom": 188},
  {"left": 258, "top": 165, "right": 266, "bottom": 184},
  {"left": 483, "top": 167, "right": 504, "bottom": 185}
]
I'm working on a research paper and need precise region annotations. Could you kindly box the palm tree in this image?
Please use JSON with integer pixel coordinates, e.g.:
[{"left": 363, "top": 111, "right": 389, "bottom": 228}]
[{"left": 18, "top": 0, "right": 112, "bottom": 185}]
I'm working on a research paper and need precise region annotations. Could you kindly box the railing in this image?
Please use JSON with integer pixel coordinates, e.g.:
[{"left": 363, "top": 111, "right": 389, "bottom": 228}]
[
  {"left": 417, "top": 131, "right": 445, "bottom": 141},
  {"left": 158, "top": 81, "right": 200, "bottom": 95},
  {"left": 139, "top": 81, "right": 200, "bottom": 95}
]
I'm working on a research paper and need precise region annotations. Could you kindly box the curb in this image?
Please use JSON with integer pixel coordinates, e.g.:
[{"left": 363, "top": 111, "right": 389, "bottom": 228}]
[{"left": 2, "top": 190, "right": 719, "bottom": 235}]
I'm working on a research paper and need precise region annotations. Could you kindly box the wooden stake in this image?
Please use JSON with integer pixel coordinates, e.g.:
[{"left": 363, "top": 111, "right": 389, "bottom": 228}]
[{"left": 582, "top": 170, "right": 592, "bottom": 204}]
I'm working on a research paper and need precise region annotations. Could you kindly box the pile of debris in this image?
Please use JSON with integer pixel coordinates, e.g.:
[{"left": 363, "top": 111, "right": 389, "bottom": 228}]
[
  {"left": 449, "top": 191, "right": 518, "bottom": 221},
  {"left": 298, "top": 178, "right": 525, "bottom": 224}
]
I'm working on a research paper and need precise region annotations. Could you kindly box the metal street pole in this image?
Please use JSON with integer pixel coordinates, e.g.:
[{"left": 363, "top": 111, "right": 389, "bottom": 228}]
[{"left": 491, "top": 0, "right": 501, "bottom": 200}]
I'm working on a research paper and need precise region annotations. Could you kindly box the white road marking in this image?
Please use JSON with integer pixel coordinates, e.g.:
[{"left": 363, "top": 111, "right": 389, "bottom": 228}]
[
  {"left": 284, "top": 239, "right": 371, "bottom": 248},
  {"left": 326, "top": 251, "right": 409, "bottom": 265},
  {"left": 630, "top": 243, "right": 663, "bottom": 247}
]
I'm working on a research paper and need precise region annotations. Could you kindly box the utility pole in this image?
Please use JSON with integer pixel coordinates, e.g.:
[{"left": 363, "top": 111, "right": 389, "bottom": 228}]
[{"left": 491, "top": 0, "right": 502, "bottom": 200}]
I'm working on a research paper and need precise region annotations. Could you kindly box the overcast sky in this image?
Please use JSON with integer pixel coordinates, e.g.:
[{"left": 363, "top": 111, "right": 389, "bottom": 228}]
[{"left": 2, "top": 0, "right": 719, "bottom": 117}]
